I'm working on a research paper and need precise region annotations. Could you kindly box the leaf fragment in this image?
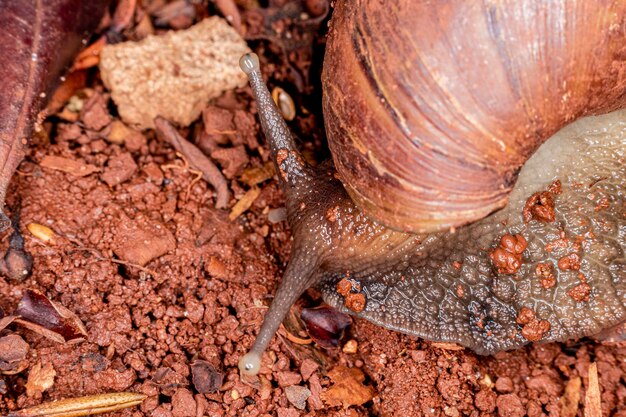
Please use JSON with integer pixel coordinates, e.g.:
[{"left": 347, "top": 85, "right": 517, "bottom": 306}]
[
  {"left": 7, "top": 392, "right": 146, "bottom": 417},
  {"left": 320, "top": 366, "right": 376, "bottom": 408},
  {"left": 15, "top": 289, "right": 87, "bottom": 343},
  {"left": 26, "top": 362, "right": 56, "bottom": 397}
]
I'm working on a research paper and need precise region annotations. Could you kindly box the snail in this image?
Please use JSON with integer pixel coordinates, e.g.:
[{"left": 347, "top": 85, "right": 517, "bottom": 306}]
[{"left": 237, "top": 0, "right": 626, "bottom": 376}]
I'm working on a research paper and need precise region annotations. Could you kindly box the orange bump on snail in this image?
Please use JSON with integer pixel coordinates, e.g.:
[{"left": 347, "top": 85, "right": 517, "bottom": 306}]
[{"left": 237, "top": 0, "right": 626, "bottom": 377}]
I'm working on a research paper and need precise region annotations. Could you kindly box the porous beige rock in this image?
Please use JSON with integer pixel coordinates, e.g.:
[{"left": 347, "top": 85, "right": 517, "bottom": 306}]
[{"left": 100, "top": 17, "right": 250, "bottom": 129}]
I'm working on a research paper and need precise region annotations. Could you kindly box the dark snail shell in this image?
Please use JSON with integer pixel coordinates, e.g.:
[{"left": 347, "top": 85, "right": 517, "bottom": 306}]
[{"left": 323, "top": 0, "right": 626, "bottom": 233}]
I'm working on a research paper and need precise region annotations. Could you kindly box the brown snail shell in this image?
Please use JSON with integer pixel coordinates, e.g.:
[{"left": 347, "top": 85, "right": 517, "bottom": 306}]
[
  {"left": 323, "top": 0, "right": 626, "bottom": 233},
  {"left": 237, "top": 0, "right": 626, "bottom": 376}
]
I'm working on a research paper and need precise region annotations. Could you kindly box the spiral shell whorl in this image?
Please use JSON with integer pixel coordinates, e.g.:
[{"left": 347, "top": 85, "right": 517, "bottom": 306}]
[{"left": 322, "top": 0, "right": 626, "bottom": 233}]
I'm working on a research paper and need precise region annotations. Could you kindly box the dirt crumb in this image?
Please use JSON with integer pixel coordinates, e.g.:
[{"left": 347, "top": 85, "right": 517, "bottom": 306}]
[
  {"left": 275, "top": 371, "right": 302, "bottom": 387},
  {"left": 326, "top": 206, "right": 339, "bottom": 222},
  {"left": 171, "top": 388, "right": 196, "bottom": 417},
  {"left": 535, "top": 262, "right": 556, "bottom": 289},
  {"left": 523, "top": 191, "right": 556, "bottom": 223},
  {"left": 102, "top": 152, "right": 138, "bottom": 186},
  {"left": 548, "top": 179, "right": 562, "bottom": 194},
  {"left": 210, "top": 145, "right": 248, "bottom": 179},
  {"left": 521, "top": 319, "right": 551, "bottom": 342},
  {"left": 496, "top": 393, "right": 525, "bottom": 417},
  {"left": 568, "top": 281, "right": 591, "bottom": 302},
  {"left": 557, "top": 253, "right": 581, "bottom": 271},
  {"left": 277, "top": 407, "right": 300, "bottom": 417},
  {"left": 336, "top": 278, "right": 352, "bottom": 297},
  {"left": 516, "top": 307, "right": 551, "bottom": 342},
  {"left": 594, "top": 196, "right": 610, "bottom": 211},
  {"left": 495, "top": 377, "right": 513, "bottom": 393},
  {"left": 112, "top": 217, "right": 176, "bottom": 266},
  {"left": 490, "top": 234, "right": 527, "bottom": 274},
  {"left": 474, "top": 389, "right": 496, "bottom": 412},
  {"left": 345, "top": 292, "right": 366, "bottom": 313},
  {"left": 80, "top": 92, "right": 111, "bottom": 131},
  {"left": 516, "top": 307, "right": 536, "bottom": 325}
]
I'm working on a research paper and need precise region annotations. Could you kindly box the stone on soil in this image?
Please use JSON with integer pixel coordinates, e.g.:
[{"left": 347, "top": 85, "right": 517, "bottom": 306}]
[{"left": 100, "top": 17, "right": 251, "bottom": 129}]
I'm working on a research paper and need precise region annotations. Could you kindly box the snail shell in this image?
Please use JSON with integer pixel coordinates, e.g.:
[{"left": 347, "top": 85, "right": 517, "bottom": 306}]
[
  {"left": 323, "top": 0, "right": 626, "bottom": 233},
  {"left": 237, "top": 0, "right": 626, "bottom": 376}
]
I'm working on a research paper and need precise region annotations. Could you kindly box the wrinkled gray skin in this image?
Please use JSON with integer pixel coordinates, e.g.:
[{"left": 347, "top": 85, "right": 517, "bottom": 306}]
[{"left": 238, "top": 53, "right": 625, "bottom": 376}]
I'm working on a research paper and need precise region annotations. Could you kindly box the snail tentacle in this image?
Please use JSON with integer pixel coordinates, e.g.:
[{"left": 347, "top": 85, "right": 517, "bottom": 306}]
[
  {"left": 239, "top": 53, "right": 315, "bottom": 195},
  {"left": 239, "top": 53, "right": 328, "bottom": 376},
  {"left": 238, "top": 250, "right": 319, "bottom": 376}
]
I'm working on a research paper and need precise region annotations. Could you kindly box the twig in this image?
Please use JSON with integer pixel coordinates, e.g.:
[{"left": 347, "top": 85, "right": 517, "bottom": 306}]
[
  {"left": 7, "top": 392, "right": 146, "bottom": 417},
  {"left": 73, "top": 246, "right": 157, "bottom": 276},
  {"left": 161, "top": 152, "right": 204, "bottom": 201},
  {"left": 154, "top": 117, "right": 231, "bottom": 209}
]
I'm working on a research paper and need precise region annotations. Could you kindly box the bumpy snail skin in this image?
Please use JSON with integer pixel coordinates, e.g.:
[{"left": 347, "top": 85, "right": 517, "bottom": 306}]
[{"left": 238, "top": 53, "right": 625, "bottom": 376}]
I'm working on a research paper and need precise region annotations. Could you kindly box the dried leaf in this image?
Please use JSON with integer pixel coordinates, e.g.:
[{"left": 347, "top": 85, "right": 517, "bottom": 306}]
[
  {"left": 228, "top": 187, "right": 261, "bottom": 221},
  {"left": 214, "top": 0, "right": 242, "bottom": 33},
  {"left": 584, "top": 362, "right": 602, "bottom": 417},
  {"left": 321, "top": 366, "right": 376, "bottom": 408},
  {"left": 0, "top": 0, "right": 108, "bottom": 231},
  {"left": 300, "top": 305, "right": 352, "bottom": 348},
  {"left": 191, "top": 360, "right": 224, "bottom": 394},
  {"left": 26, "top": 362, "right": 56, "bottom": 397},
  {"left": 560, "top": 376, "right": 581, "bottom": 417},
  {"left": 40, "top": 155, "right": 100, "bottom": 177},
  {"left": 7, "top": 392, "right": 146, "bottom": 417},
  {"left": 0, "top": 314, "right": 17, "bottom": 332},
  {"left": 15, "top": 289, "right": 87, "bottom": 343}
]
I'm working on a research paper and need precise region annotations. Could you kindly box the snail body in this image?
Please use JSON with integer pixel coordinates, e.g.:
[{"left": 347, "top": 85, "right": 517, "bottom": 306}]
[{"left": 238, "top": 0, "right": 626, "bottom": 376}]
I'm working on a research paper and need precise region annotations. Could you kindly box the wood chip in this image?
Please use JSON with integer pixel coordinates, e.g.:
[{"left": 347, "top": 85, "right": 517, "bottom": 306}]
[
  {"left": 228, "top": 186, "right": 261, "bottom": 221},
  {"left": 430, "top": 342, "right": 465, "bottom": 351},
  {"left": 0, "top": 314, "right": 17, "bottom": 332},
  {"left": 584, "top": 362, "right": 602, "bottom": 417},
  {"left": 240, "top": 162, "right": 275, "bottom": 186},
  {"left": 40, "top": 156, "right": 99, "bottom": 177},
  {"left": 560, "top": 376, "right": 581, "bottom": 417}
]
